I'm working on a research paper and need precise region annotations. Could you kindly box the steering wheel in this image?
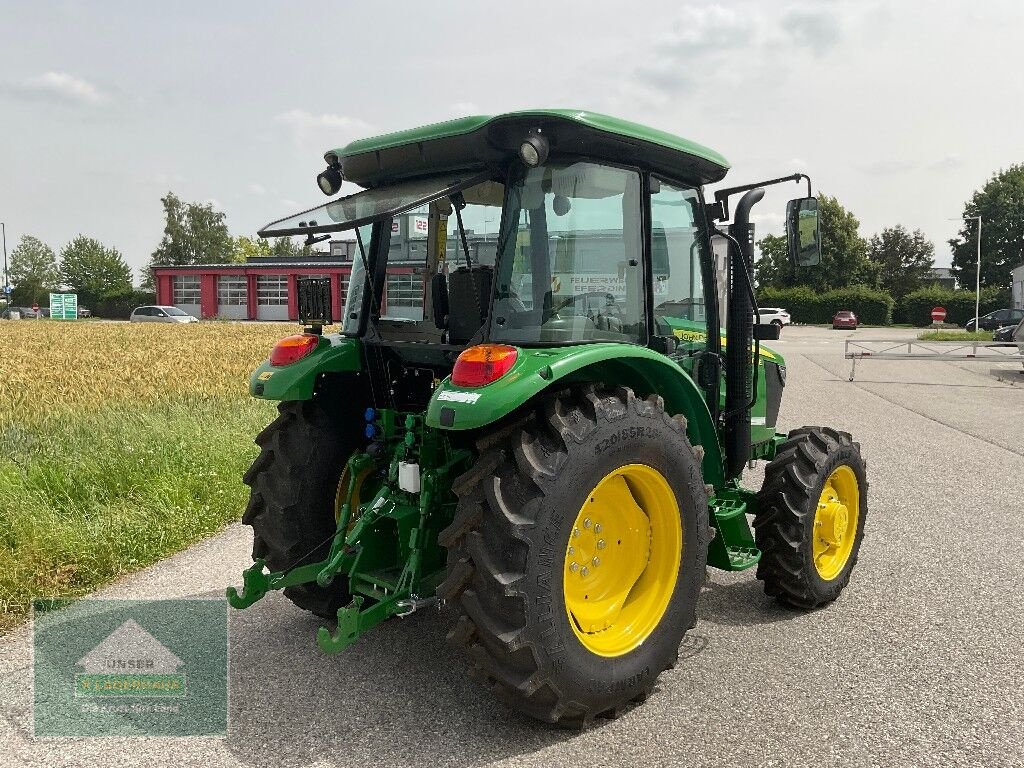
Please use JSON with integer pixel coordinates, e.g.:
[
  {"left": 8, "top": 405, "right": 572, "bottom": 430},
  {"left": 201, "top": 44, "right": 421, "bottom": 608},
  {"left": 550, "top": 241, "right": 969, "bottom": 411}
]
[{"left": 552, "top": 291, "right": 623, "bottom": 317}]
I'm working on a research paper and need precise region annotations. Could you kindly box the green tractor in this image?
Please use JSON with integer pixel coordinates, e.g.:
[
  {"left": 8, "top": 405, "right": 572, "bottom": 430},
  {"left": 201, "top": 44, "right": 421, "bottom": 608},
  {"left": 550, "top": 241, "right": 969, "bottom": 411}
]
[{"left": 227, "top": 110, "right": 866, "bottom": 725}]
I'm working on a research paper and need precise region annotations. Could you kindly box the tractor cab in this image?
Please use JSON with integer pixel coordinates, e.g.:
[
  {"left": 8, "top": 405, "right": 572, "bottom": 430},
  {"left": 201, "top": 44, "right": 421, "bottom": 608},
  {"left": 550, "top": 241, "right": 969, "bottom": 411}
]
[{"left": 257, "top": 110, "right": 818, "bottom": 424}]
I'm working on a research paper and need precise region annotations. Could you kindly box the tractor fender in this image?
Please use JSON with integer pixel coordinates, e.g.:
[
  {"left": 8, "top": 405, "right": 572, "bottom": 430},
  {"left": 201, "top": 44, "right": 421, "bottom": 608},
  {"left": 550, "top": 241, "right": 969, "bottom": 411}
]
[
  {"left": 249, "top": 335, "right": 362, "bottom": 402},
  {"left": 426, "top": 343, "right": 724, "bottom": 486}
]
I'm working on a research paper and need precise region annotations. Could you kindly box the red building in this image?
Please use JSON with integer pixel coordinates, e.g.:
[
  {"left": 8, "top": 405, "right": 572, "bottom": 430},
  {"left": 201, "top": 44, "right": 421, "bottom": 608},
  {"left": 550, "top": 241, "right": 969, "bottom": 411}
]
[{"left": 153, "top": 254, "right": 355, "bottom": 322}]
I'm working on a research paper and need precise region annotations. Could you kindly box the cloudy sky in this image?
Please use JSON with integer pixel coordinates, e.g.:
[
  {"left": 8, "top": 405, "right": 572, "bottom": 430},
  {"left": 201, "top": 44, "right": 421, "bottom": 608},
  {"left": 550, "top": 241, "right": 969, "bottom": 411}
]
[{"left": 1, "top": 0, "right": 1021, "bottom": 280}]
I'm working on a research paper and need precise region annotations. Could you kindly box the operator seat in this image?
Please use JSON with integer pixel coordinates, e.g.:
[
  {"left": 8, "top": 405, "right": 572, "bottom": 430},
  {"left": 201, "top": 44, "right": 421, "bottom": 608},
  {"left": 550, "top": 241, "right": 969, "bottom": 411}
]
[{"left": 446, "top": 266, "right": 493, "bottom": 344}]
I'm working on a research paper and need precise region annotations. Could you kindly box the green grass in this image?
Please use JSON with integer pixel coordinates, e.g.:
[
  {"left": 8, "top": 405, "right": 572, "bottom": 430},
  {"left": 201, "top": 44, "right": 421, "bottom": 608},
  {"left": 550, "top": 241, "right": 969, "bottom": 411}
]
[
  {"left": 917, "top": 330, "right": 994, "bottom": 341},
  {"left": 0, "top": 395, "right": 275, "bottom": 631}
]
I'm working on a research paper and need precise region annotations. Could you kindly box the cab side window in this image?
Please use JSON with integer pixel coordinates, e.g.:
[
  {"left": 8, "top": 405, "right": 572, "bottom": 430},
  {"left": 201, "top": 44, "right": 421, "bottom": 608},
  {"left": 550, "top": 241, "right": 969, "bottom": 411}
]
[{"left": 650, "top": 179, "right": 708, "bottom": 345}]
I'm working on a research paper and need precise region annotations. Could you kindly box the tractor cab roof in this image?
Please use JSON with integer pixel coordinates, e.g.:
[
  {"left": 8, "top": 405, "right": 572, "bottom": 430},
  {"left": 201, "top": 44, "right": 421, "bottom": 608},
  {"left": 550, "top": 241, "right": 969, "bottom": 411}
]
[{"left": 329, "top": 109, "right": 730, "bottom": 189}]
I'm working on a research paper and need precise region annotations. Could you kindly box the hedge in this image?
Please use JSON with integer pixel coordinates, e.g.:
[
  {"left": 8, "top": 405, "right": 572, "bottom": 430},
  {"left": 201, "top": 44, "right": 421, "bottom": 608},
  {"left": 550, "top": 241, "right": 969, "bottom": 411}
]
[
  {"left": 757, "top": 285, "right": 894, "bottom": 326},
  {"left": 94, "top": 290, "right": 157, "bottom": 319},
  {"left": 896, "top": 286, "right": 1011, "bottom": 326}
]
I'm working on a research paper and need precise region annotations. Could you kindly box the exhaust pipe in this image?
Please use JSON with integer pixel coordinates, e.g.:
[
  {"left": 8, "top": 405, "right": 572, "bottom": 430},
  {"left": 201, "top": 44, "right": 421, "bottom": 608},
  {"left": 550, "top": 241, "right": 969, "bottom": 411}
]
[{"left": 723, "top": 188, "right": 763, "bottom": 480}]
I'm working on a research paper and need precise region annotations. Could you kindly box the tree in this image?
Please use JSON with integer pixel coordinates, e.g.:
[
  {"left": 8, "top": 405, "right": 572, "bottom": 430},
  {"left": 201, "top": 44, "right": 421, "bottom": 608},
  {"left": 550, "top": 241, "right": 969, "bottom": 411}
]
[
  {"left": 8, "top": 235, "right": 59, "bottom": 306},
  {"left": 755, "top": 194, "right": 868, "bottom": 292},
  {"left": 811, "top": 194, "right": 869, "bottom": 292},
  {"left": 949, "top": 164, "right": 1024, "bottom": 289},
  {"left": 232, "top": 236, "right": 271, "bottom": 262},
  {"left": 145, "top": 192, "right": 234, "bottom": 285},
  {"left": 755, "top": 234, "right": 793, "bottom": 288},
  {"left": 58, "top": 236, "right": 133, "bottom": 307},
  {"left": 865, "top": 225, "right": 935, "bottom": 301},
  {"left": 269, "top": 236, "right": 313, "bottom": 259}
]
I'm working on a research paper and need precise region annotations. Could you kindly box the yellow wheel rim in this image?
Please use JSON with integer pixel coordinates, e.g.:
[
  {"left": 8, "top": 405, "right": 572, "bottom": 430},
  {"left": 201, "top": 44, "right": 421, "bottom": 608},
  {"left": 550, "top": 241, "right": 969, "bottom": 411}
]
[
  {"left": 335, "top": 457, "right": 373, "bottom": 528},
  {"left": 812, "top": 465, "right": 860, "bottom": 581},
  {"left": 563, "top": 464, "right": 682, "bottom": 658}
]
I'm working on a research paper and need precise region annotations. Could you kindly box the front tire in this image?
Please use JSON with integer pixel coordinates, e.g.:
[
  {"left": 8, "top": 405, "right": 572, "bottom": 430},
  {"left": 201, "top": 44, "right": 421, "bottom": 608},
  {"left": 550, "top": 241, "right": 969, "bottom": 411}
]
[
  {"left": 241, "top": 399, "right": 358, "bottom": 618},
  {"left": 439, "top": 386, "right": 710, "bottom": 726},
  {"left": 754, "top": 427, "right": 867, "bottom": 609}
]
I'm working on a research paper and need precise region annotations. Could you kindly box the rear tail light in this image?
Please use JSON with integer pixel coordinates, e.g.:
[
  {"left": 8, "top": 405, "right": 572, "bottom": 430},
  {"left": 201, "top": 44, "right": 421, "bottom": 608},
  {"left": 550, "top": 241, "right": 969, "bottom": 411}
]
[
  {"left": 451, "top": 344, "right": 518, "bottom": 388},
  {"left": 270, "top": 334, "right": 320, "bottom": 366}
]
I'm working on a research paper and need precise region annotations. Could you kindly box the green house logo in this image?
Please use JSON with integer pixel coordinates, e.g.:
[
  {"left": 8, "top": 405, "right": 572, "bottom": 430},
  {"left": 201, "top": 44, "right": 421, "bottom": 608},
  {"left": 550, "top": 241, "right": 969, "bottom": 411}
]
[{"left": 74, "top": 619, "right": 186, "bottom": 698}]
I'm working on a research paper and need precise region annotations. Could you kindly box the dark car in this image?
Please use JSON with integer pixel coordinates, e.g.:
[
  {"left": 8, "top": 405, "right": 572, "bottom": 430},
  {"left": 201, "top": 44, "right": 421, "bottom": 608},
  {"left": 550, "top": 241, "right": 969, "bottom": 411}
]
[
  {"left": 993, "top": 324, "right": 1017, "bottom": 343},
  {"left": 965, "top": 307, "right": 1024, "bottom": 332},
  {"left": 832, "top": 309, "right": 858, "bottom": 330}
]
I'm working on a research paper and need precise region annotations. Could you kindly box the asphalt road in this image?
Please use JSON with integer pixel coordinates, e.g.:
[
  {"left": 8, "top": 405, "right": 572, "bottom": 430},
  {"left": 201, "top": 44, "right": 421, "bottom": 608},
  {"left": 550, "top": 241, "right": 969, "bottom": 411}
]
[{"left": 2, "top": 325, "right": 1023, "bottom": 767}]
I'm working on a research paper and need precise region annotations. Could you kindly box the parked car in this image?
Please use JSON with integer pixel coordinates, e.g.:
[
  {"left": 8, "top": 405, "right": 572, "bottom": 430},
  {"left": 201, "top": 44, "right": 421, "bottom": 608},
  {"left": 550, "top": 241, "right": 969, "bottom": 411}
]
[
  {"left": 993, "top": 324, "right": 1018, "bottom": 343},
  {"left": 129, "top": 305, "right": 198, "bottom": 323},
  {"left": 832, "top": 309, "right": 858, "bottom": 330},
  {"left": 756, "top": 307, "right": 791, "bottom": 329},
  {"left": 77, "top": 307, "right": 92, "bottom": 318},
  {"left": 2, "top": 306, "right": 38, "bottom": 319},
  {"left": 965, "top": 307, "right": 1024, "bottom": 332}
]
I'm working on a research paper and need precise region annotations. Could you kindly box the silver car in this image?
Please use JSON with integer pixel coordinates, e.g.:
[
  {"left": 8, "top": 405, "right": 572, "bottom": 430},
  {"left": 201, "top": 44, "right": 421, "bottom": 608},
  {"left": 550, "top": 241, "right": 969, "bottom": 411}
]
[{"left": 129, "top": 305, "right": 198, "bottom": 323}]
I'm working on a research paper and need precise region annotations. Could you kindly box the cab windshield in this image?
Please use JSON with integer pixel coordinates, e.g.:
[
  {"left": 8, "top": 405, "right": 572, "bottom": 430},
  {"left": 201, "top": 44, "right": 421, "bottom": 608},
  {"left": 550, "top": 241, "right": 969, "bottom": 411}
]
[{"left": 490, "top": 162, "right": 646, "bottom": 345}]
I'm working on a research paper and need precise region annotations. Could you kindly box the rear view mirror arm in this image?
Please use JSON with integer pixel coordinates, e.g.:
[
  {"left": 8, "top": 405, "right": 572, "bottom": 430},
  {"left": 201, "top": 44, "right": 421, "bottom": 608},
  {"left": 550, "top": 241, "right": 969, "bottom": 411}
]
[{"left": 710, "top": 173, "right": 811, "bottom": 221}]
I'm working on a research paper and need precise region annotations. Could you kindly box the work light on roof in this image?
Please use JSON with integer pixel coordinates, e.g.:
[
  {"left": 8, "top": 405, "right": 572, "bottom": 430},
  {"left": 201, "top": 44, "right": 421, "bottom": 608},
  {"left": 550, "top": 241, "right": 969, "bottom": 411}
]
[
  {"left": 316, "top": 164, "right": 343, "bottom": 196},
  {"left": 519, "top": 130, "right": 549, "bottom": 167}
]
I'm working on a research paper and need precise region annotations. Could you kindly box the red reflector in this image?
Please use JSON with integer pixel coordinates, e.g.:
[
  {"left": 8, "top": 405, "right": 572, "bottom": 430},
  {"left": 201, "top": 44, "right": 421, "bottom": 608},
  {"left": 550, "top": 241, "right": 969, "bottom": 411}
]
[
  {"left": 270, "top": 334, "right": 319, "bottom": 366},
  {"left": 451, "top": 344, "right": 518, "bottom": 388}
]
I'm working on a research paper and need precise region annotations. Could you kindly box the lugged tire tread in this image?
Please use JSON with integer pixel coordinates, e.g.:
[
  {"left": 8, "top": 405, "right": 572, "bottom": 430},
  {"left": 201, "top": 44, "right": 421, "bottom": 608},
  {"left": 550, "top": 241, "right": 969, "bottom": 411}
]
[
  {"left": 754, "top": 425, "right": 867, "bottom": 610},
  {"left": 443, "top": 385, "right": 709, "bottom": 726}
]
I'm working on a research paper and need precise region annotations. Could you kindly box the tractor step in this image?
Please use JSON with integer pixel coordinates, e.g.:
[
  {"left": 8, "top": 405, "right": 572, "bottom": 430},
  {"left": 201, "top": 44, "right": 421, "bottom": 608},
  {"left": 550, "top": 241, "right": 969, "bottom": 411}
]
[{"left": 707, "top": 491, "right": 761, "bottom": 571}]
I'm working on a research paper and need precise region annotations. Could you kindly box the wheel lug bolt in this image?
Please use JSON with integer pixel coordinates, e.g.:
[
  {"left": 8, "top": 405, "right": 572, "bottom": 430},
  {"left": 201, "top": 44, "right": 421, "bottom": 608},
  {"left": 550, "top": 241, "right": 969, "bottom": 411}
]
[
  {"left": 583, "top": 518, "right": 591, "bottom": 529},
  {"left": 592, "top": 557, "right": 600, "bottom": 567},
  {"left": 597, "top": 539, "right": 606, "bottom": 550},
  {"left": 581, "top": 566, "right": 589, "bottom": 577},
  {"left": 573, "top": 527, "right": 580, "bottom": 538},
  {"left": 594, "top": 523, "right": 602, "bottom": 533},
  {"left": 569, "top": 562, "right": 579, "bottom": 572},
  {"left": 568, "top": 546, "right": 575, "bottom": 555}
]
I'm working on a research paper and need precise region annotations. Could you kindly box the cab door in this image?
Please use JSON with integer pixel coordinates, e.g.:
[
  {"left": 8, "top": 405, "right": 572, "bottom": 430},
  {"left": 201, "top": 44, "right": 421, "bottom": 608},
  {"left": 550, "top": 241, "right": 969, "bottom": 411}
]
[{"left": 648, "top": 177, "right": 715, "bottom": 397}]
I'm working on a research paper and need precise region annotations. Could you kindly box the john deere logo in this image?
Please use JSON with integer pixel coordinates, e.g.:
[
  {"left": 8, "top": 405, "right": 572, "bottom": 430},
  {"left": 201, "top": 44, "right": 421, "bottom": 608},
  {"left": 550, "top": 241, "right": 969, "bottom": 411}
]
[{"left": 75, "top": 619, "right": 186, "bottom": 698}]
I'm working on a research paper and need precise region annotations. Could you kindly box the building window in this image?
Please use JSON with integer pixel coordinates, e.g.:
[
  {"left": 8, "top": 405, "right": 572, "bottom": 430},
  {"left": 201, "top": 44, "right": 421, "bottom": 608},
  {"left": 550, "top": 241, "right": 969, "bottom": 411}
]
[
  {"left": 217, "top": 275, "right": 247, "bottom": 306},
  {"left": 385, "top": 272, "right": 424, "bottom": 308},
  {"left": 338, "top": 274, "right": 349, "bottom": 308},
  {"left": 256, "top": 275, "right": 288, "bottom": 306},
  {"left": 173, "top": 275, "right": 200, "bottom": 304}
]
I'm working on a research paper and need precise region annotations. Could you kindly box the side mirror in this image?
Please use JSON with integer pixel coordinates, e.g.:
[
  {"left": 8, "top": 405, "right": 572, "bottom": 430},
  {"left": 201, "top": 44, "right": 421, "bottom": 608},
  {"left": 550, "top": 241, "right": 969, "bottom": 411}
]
[
  {"left": 753, "top": 323, "right": 781, "bottom": 341},
  {"left": 786, "top": 197, "right": 821, "bottom": 267}
]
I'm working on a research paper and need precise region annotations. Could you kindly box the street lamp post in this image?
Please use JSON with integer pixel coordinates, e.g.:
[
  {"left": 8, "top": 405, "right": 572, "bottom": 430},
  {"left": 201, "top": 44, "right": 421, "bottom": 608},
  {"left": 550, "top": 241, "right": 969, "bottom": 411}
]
[
  {"left": 1, "top": 222, "right": 8, "bottom": 306},
  {"left": 969, "top": 215, "right": 982, "bottom": 332},
  {"left": 949, "top": 215, "right": 983, "bottom": 331}
]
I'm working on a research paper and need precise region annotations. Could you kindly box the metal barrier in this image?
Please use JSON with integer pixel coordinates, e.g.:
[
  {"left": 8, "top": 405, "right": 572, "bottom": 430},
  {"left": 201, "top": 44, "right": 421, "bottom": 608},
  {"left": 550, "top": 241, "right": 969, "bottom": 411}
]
[{"left": 844, "top": 339, "right": 1023, "bottom": 381}]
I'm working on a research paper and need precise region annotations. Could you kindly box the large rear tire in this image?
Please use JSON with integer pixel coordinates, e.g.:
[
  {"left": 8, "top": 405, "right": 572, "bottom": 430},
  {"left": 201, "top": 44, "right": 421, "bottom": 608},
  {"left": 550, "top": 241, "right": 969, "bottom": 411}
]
[
  {"left": 439, "top": 385, "right": 710, "bottom": 726},
  {"left": 754, "top": 426, "right": 867, "bottom": 609},
  {"left": 241, "top": 399, "right": 358, "bottom": 619}
]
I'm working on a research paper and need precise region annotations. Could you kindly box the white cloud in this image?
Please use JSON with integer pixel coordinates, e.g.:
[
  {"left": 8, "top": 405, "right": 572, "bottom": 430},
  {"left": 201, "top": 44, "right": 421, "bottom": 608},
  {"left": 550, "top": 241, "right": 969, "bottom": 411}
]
[
  {"left": 6, "top": 71, "right": 108, "bottom": 106},
  {"left": 247, "top": 183, "right": 267, "bottom": 195},
  {"left": 450, "top": 102, "right": 481, "bottom": 116},
  {"left": 927, "top": 154, "right": 963, "bottom": 172},
  {"left": 275, "top": 109, "right": 372, "bottom": 150},
  {"left": 781, "top": 6, "right": 844, "bottom": 57}
]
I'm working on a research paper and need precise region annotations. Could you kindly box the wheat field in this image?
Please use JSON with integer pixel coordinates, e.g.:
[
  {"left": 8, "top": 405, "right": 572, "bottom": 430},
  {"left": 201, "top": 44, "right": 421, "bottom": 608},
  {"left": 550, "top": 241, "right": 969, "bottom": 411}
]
[{"left": 0, "top": 320, "right": 292, "bottom": 630}]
